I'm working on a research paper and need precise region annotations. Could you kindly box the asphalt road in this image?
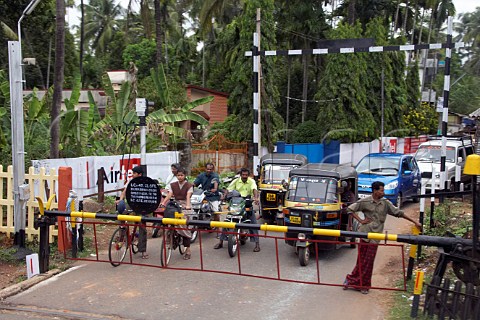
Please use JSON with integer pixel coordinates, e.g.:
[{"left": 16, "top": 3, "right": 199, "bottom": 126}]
[{"left": 1, "top": 204, "right": 416, "bottom": 320}]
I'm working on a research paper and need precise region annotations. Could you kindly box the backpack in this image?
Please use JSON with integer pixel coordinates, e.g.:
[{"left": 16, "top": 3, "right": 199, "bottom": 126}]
[{"left": 164, "top": 200, "right": 182, "bottom": 219}]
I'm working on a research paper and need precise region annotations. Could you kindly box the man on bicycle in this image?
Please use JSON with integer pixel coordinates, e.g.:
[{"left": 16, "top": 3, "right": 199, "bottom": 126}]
[
  {"left": 213, "top": 168, "right": 261, "bottom": 252},
  {"left": 115, "top": 166, "right": 149, "bottom": 259},
  {"left": 161, "top": 167, "right": 193, "bottom": 260},
  {"left": 193, "top": 163, "right": 221, "bottom": 222}
]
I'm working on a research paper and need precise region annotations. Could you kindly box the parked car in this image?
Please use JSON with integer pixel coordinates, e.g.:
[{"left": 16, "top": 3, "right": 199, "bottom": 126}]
[
  {"left": 356, "top": 153, "right": 421, "bottom": 208},
  {"left": 414, "top": 136, "right": 475, "bottom": 191}
]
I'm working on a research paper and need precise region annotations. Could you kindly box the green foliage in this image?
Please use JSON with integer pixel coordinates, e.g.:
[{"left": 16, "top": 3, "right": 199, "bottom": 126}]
[
  {"left": 316, "top": 22, "right": 375, "bottom": 142},
  {"left": 402, "top": 61, "right": 433, "bottom": 135},
  {"left": 123, "top": 38, "right": 157, "bottom": 78},
  {"left": 364, "top": 18, "right": 406, "bottom": 137},
  {"left": 448, "top": 75, "right": 480, "bottom": 115},
  {"left": 208, "top": 114, "right": 250, "bottom": 142},
  {"left": 404, "top": 101, "right": 438, "bottom": 136},
  {"left": 292, "top": 120, "right": 322, "bottom": 143},
  {"left": 424, "top": 201, "right": 472, "bottom": 238},
  {"left": 217, "top": 0, "right": 284, "bottom": 147}
]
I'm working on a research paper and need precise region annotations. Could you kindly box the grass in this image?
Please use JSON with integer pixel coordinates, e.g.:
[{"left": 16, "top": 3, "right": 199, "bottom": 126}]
[
  {"left": 388, "top": 276, "right": 431, "bottom": 320},
  {"left": 388, "top": 198, "right": 473, "bottom": 319}
]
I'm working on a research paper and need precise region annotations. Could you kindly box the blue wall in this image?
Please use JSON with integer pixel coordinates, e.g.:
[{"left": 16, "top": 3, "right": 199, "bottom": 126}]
[{"left": 276, "top": 141, "right": 340, "bottom": 164}]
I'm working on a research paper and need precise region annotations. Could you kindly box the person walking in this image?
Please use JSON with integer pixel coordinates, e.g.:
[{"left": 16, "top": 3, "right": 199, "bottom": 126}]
[{"left": 343, "top": 181, "right": 422, "bottom": 294}]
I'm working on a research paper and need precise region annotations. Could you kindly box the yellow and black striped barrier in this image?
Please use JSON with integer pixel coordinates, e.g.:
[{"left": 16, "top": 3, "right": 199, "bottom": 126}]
[
  {"left": 35, "top": 197, "right": 474, "bottom": 249},
  {"left": 410, "top": 270, "right": 425, "bottom": 318}
]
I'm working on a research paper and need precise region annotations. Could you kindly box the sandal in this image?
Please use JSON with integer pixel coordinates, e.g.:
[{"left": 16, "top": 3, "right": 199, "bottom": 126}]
[
  {"left": 141, "top": 253, "right": 149, "bottom": 259},
  {"left": 183, "top": 253, "right": 191, "bottom": 260}
]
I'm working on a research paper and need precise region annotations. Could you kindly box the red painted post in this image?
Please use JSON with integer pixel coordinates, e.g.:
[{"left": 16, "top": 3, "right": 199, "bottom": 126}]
[{"left": 57, "top": 167, "right": 72, "bottom": 253}]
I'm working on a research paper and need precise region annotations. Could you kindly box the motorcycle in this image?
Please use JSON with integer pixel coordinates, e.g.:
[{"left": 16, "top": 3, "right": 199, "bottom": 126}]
[
  {"left": 224, "top": 190, "right": 253, "bottom": 258},
  {"left": 189, "top": 188, "right": 217, "bottom": 242}
]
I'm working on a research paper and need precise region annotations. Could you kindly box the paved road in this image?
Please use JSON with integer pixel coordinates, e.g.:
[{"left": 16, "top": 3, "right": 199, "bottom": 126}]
[{"left": 1, "top": 204, "right": 416, "bottom": 320}]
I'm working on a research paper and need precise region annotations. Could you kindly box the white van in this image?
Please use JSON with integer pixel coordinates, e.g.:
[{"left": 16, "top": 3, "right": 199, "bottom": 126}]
[{"left": 414, "top": 136, "right": 475, "bottom": 191}]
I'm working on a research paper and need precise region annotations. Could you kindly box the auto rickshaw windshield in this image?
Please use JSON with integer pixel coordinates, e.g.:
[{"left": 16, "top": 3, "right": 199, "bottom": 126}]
[
  {"left": 286, "top": 176, "right": 338, "bottom": 204},
  {"left": 263, "top": 164, "right": 296, "bottom": 184}
]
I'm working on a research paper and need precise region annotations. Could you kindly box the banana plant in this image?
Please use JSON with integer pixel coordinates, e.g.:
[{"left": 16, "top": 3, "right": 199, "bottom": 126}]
[
  {"left": 90, "top": 74, "right": 138, "bottom": 155},
  {"left": 147, "top": 65, "right": 211, "bottom": 148}
]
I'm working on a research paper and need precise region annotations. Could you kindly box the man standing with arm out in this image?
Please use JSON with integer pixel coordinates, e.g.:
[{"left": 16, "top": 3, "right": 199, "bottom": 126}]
[
  {"left": 343, "top": 181, "right": 422, "bottom": 294},
  {"left": 214, "top": 168, "right": 261, "bottom": 252}
]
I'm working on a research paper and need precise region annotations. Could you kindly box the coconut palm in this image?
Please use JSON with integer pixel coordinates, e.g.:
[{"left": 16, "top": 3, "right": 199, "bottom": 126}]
[
  {"left": 84, "top": 0, "right": 124, "bottom": 55},
  {"left": 51, "top": 0, "right": 66, "bottom": 158}
]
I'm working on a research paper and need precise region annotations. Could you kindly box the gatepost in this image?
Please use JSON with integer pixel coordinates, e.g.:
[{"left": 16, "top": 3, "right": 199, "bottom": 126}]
[{"left": 57, "top": 167, "right": 72, "bottom": 253}]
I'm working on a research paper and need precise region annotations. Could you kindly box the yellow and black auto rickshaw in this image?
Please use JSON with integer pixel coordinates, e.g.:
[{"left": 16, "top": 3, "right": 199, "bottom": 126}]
[
  {"left": 258, "top": 153, "right": 308, "bottom": 225},
  {"left": 283, "top": 163, "right": 358, "bottom": 266}
]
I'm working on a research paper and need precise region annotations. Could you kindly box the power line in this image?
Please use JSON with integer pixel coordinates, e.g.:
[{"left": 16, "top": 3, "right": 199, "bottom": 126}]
[{"left": 284, "top": 96, "right": 339, "bottom": 103}]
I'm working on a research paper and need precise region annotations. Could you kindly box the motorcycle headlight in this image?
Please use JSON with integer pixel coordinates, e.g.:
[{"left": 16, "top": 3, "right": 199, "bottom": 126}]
[
  {"left": 230, "top": 206, "right": 242, "bottom": 215},
  {"left": 384, "top": 181, "right": 398, "bottom": 190}
]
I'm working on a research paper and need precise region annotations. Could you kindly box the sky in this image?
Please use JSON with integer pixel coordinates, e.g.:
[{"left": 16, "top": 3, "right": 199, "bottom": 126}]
[{"left": 66, "top": 0, "right": 480, "bottom": 29}]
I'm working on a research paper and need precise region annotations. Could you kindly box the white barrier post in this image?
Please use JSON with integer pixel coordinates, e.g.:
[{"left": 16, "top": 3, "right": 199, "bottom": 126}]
[{"left": 26, "top": 253, "right": 40, "bottom": 278}]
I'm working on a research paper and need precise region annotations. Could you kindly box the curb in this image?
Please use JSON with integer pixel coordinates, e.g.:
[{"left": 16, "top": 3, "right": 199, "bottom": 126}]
[{"left": 0, "top": 268, "right": 62, "bottom": 301}]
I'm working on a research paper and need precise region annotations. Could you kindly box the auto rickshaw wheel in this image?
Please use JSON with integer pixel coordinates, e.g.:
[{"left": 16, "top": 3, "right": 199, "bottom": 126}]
[{"left": 298, "top": 247, "right": 310, "bottom": 266}]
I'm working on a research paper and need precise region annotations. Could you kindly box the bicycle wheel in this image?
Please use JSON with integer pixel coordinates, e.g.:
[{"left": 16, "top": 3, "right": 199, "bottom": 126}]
[
  {"left": 131, "top": 225, "right": 139, "bottom": 254},
  {"left": 109, "top": 227, "right": 128, "bottom": 267},
  {"left": 178, "top": 234, "right": 186, "bottom": 255},
  {"left": 161, "top": 230, "right": 173, "bottom": 266},
  {"left": 189, "top": 226, "right": 198, "bottom": 243}
]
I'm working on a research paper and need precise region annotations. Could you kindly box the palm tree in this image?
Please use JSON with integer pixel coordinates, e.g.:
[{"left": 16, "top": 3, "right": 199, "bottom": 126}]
[
  {"left": 84, "top": 0, "right": 124, "bottom": 55},
  {"left": 51, "top": 0, "right": 66, "bottom": 159}
]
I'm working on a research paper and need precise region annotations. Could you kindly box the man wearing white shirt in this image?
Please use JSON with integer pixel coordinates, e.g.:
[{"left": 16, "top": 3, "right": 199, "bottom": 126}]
[{"left": 165, "top": 163, "right": 179, "bottom": 190}]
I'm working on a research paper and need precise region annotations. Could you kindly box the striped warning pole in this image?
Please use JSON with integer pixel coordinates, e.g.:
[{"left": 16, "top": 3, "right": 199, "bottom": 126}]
[
  {"left": 406, "top": 226, "right": 421, "bottom": 280},
  {"left": 410, "top": 270, "right": 425, "bottom": 318},
  {"left": 252, "top": 32, "right": 260, "bottom": 174},
  {"left": 440, "top": 17, "right": 454, "bottom": 200}
]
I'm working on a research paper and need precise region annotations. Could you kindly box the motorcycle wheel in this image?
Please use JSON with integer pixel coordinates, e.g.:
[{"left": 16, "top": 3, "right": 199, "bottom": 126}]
[
  {"left": 298, "top": 246, "right": 310, "bottom": 266},
  {"left": 228, "top": 229, "right": 239, "bottom": 257}
]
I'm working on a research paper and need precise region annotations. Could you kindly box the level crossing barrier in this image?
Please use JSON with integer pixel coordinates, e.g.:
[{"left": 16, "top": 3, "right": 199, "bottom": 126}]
[{"left": 34, "top": 196, "right": 475, "bottom": 292}]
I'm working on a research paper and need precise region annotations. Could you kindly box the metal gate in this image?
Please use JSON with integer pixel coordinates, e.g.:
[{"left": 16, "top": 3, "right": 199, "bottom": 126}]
[{"left": 191, "top": 134, "right": 248, "bottom": 174}]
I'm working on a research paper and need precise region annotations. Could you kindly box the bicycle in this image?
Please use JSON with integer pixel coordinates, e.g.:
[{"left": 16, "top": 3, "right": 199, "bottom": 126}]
[
  {"left": 108, "top": 222, "right": 139, "bottom": 267},
  {"left": 160, "top": 224, "right": 186, "bottom": 267},
  {"left": 160, "top": 203, "right": 196, "bottom": 266}
]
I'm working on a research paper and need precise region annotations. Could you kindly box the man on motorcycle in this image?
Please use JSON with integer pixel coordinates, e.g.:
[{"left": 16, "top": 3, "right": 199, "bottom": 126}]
[
  {"left": 193, "top": 163, "right": 221, "bottom": 221},
  {"left": 213, "top": 168, "right": 261, "bottom": 252}
]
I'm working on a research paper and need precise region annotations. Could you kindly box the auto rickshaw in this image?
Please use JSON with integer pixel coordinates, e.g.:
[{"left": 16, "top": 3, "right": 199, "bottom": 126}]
[
  {"left": 258, "top": 153, "right": 308, "bottom": 225},
  {"left": 283, "top": 163, "right": 358, "bottom": 266}
]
